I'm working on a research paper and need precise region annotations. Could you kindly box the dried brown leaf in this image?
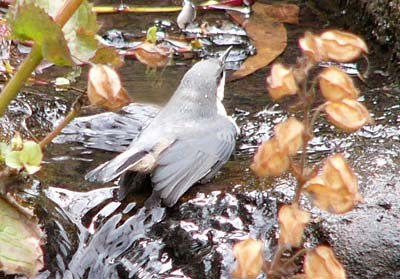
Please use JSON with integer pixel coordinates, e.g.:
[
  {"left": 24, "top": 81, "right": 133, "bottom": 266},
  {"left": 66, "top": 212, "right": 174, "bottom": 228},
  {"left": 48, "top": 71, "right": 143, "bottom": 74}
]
[
  {"left": 87, "top": 64, "right": 132, "bottom": 110},
  {"left": 278, "top": 204, "right": 310, "bottom": 247},
  {"left": 304, "top": 154, "right": 363, "bottom": 214},
  {"left": 261, "top": 4, "right": 300, "bottom": 24},
  {"left": 320, "top": 30, "right": 368, "bottom": 62},
  {"left": 267, "top": 63, "right": 298, "bottom": 100},
  {"left": 319, "top": 66, "right": 359, "bottom": 101},
  {"left": 133, "top": 42, "right": 171, "bottom": 68},
  {"left": 232, "top": 238, "right": 264, "bottom": 279},
  {"left": 324, "top": 99, "right": 372, "bottom": 132},
  {"left": 228, "top": 2, "right": 287, "bottom": 80},
  {"left": 251, "top": 139, "right": 290, "bottom": 177},
  {"left": 304, "top": 246, "right": 346, "bottom": 279},
  {"left": 275, "top": 117, "right": 305, "bottom": 156}
]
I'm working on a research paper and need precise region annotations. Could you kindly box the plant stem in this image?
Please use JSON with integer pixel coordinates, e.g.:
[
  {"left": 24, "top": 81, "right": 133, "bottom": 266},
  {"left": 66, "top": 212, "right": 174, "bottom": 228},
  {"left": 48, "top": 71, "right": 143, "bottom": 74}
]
[
  {"left": 39, "top": 95, "right": 82, "bottom": 149},
  {"left": 54, "top": 0, "right": 84, "bottom": 27},
  {"left": 0, "top": 45, "right": 43, "bottom": 116},
  {"left": 279, "top": 248, "right": 307, "bottom": 271},
  {"left": 270, "top": 245, "right": 285, "bottom": 272},
  {"left": 293, "top": 85, "right": 312, "bottom": 205}
]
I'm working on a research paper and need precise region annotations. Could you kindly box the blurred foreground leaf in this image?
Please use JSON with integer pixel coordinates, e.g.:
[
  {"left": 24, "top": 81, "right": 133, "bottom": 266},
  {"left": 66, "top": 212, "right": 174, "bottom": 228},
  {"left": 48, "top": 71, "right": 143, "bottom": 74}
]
[
  {"left": 0, "top": 197, "right": 44, "bottom": 277},
  {"left": 8, "top": 0, "right": 100, "bottom": 65},
  {"left": 8, "top": 3, "right": 72, "bottom": 65},
  {"left": 228, "top": 2, "right": 287, "bottom": 80}
]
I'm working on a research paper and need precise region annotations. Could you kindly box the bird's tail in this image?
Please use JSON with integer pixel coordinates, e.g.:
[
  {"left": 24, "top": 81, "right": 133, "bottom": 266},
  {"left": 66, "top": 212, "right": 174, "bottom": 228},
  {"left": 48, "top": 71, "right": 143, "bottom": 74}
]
[{"left": 85, "top": 148, "right": 148, "bottom": 183}]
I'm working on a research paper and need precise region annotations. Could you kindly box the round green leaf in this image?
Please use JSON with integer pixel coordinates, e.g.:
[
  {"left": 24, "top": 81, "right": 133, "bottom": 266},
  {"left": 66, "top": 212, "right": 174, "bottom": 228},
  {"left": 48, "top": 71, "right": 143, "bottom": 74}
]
[
  {"left": 4, "top": 151, "right": 23, "bottom": 170},
  {"left": 19, "top": 141, "right": 43, "bottom": 174}
]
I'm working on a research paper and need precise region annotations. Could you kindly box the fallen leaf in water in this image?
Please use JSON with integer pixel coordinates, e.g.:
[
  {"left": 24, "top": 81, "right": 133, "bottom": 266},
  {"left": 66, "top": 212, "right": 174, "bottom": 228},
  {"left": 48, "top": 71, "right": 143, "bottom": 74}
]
[
  {"left": 133, "top": 42, "right": 171, "bottom": 68},
  {"left": 261, "top": 4, "right": 299, "bottom": 24},
  {"left": 0, "top": 197, "right": 44, "bottom": 277},
  {"left": 228, "top": 2, "right": 287, "bottom": 80}
]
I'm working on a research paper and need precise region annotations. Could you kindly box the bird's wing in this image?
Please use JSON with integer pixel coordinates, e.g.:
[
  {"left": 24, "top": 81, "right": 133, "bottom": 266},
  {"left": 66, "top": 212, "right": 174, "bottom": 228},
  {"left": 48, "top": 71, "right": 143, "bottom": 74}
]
[
  {"left": 85, "top": 138, "right": 173, "bottom": 183},
  {"left": 151, "top": 118, "right": 237, "bottom": 206}
]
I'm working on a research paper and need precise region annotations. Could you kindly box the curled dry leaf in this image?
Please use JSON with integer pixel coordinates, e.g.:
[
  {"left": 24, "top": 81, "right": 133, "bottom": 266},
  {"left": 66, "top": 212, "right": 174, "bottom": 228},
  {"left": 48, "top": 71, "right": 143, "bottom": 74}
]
[
  {"left": 232, "top": 238, "right": 264, "bottom": 279},
  {"left": 133, "top": 42, "right": 171, "bottom": 68},
  {"left": 278, "top": 204, "right": 310, "bottom": 248},
  {"left": 267, "top": 63, "right": 298, "bottom": 100},
  {"left": 320, "top": 30, "right": 368, "bottom": 62},
  {"left": 299, "top": 31, "right": 327, "bottom": 62},
  {"left": 325, "top": 99, "right": 372, "bottom": 132},
  {"left": 228, "top": 2, "right": 287, "bottom": 80},
  {"left": 299, "top": 30, "right": 368, "bottom": 63},
  {"left": 251, "top": 139, "right": 289, "bottom": 177},
  {"left": 275, "top": 117, "right": 304, "bottom": 156},
  {"left": 87, "top": 65, "right": 132, "bottom": 110},
  {"left": 304, "top": 246, "right": 346, "bottom": 279},
  {"left": 319, "top": 66, "right": 359, "bottom": 101},
  {"left": 304, "top": 153, "right": 363, "bottom": 214}
]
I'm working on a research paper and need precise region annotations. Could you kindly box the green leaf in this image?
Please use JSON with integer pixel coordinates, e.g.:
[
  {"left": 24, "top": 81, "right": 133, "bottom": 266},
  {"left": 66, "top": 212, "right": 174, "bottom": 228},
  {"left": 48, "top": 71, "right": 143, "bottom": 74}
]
[
  {"left": 4, "top": 141, "right": 43, "bottom": 174},
  {"left": 0, "top": 197, "right": 44, "bottom": 277},
  {"left": 0, "top": 143, "right": 10, "bottom": 162},
  {"left": 146, "top": 26, "right": 158, "bottom": 44},
  {"left": 5, "top": 151, "right": 23, "bottom": 170},
  {"left": 50, "top": 0, "right": 99, "bottom": 63},
  {"left": 8, "top": 3, "right": 73, "bottom": 65},
  {"left": 90, "top": 45, "right": 124, "bottom": 67},
  {"left": 19, "top": 141, "right": 43, "bottom": 175}
]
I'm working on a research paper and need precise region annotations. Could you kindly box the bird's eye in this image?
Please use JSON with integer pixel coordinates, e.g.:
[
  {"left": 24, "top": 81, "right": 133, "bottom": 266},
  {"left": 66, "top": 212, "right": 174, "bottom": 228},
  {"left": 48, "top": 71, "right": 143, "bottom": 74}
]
[{"left": 217, "top": 71, "right": 224, "bottom": 84}]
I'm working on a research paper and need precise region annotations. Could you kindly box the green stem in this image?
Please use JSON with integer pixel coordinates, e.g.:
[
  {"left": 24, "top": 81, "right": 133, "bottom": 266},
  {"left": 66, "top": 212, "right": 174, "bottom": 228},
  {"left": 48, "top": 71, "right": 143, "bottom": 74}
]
[
  {"left": 0, "top": 45, "right": 43, "bottom": 116},
  {"left": 54, "top": 0, "right": 84, "bottom": 27}
]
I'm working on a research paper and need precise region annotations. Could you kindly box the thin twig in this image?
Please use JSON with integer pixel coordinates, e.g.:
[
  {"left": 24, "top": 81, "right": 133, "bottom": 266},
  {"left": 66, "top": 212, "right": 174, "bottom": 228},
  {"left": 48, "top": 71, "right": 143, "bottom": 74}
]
[
  {"left": 39, "top": 94, "right": 83, "bottom": 149},
  {"left": 270, "top": 245, "right": 285, "bottom": 272},
  {"left": 279, "top": 248, "right": 308, "bottom": 271}
]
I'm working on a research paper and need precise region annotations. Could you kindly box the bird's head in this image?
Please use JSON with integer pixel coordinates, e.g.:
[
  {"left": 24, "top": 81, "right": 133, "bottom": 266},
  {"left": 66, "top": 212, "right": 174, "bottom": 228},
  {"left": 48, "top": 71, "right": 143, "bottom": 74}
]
[{"left": 174, "top": 47, "right": 232, "bottom": 108}]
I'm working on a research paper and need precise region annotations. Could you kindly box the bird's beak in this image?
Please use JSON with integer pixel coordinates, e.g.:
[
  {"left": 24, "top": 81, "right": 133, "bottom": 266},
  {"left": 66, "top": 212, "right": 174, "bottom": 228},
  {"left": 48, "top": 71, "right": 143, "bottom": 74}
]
[{"left": 218, "top": 46, "right": 233, "bottom": 63}]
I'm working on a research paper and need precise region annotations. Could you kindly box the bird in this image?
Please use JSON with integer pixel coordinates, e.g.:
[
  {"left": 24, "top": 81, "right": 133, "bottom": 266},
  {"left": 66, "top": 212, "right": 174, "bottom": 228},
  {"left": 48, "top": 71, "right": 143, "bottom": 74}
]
[
  {"left": 85, "top": 48, "right": 238, "bottom": 207},
  {"left": 177, "top": 0, "right": 196, "bottom": 29}
]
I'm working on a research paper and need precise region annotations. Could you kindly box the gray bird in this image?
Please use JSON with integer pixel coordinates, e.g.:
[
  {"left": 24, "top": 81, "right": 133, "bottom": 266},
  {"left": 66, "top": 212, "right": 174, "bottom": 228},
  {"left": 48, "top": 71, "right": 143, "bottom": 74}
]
[
  {"left": 177, "top": 0, "right": 196, "bottom": 29},
  {"left": 86, "top": 48, "right": 237, "bottom": 207}
]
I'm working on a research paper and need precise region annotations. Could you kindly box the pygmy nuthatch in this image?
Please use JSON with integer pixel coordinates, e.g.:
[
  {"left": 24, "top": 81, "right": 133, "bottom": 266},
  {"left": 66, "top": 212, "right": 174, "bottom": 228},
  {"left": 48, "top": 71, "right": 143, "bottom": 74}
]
[{"left": 86, "top": 48, "right": 237, "bottom": 207}]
